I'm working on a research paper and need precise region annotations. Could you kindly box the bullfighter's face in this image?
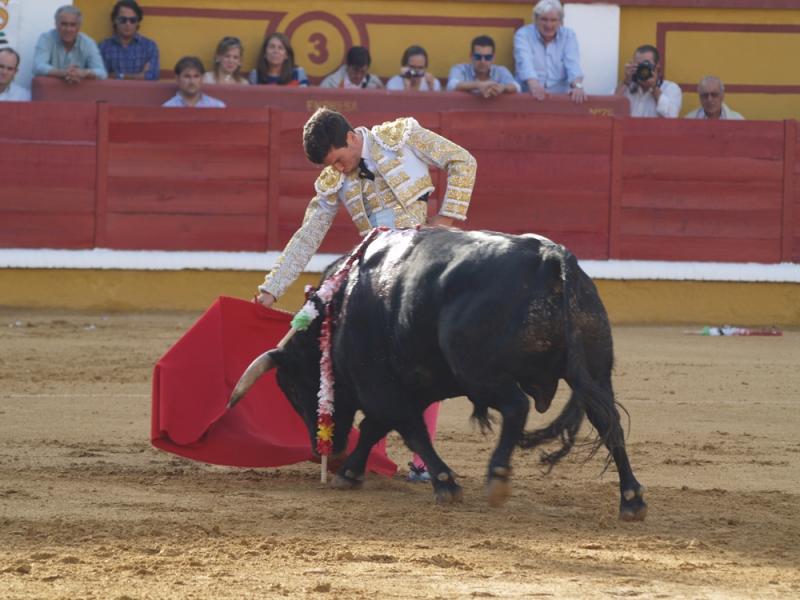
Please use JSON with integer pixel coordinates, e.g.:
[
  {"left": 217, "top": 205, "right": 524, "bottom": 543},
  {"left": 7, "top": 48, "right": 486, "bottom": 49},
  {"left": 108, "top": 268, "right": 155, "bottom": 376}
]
[{"left": 322, "top": 130, "right": 362, "bottom": 176}]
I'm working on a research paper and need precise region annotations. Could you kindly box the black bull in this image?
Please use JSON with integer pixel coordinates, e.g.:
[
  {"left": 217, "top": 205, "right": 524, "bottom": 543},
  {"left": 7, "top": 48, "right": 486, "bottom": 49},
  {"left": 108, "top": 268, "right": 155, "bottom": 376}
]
[{"left": 229, "top": 228, "right": 647, "bottom": 520}]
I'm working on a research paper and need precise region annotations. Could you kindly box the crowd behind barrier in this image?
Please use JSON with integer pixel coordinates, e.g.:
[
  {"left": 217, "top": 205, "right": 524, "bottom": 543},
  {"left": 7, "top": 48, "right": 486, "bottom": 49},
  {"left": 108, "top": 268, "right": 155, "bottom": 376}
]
[
  {"left": 1, "top": 0, "right": 753, "bottom": 120},
  {"left": 1, "top": 96, "right": 798, "bottom": 264}
]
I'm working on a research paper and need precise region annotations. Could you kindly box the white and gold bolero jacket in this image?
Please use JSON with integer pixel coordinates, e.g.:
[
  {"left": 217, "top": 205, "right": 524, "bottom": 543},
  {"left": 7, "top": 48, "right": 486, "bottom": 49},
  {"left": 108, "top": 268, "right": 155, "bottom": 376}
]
[{"left": 260, "top": 117, "right": 477, "bottom": 300}]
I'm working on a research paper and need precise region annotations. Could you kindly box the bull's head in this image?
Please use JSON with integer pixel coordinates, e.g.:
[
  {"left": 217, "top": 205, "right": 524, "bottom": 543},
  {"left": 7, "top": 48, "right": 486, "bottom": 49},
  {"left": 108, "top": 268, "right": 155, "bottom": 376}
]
[{"left": 227, "top": 338, "right": 352, "bottom": 459}]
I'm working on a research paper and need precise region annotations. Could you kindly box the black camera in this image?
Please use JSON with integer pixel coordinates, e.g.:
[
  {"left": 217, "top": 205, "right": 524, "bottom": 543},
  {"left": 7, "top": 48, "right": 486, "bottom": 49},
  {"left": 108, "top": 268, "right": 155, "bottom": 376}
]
[
  {"left": 634, "top": 60, "right": 655, "bottom": 83},
  {"left": 401, "top": 68, "right": 425, "bottom": 78}
]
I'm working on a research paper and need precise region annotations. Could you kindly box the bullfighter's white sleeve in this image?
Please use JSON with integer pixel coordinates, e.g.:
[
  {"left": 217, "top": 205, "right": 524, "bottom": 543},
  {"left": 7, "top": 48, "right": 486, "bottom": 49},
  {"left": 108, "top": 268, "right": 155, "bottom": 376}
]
[
  {"left": 405, "top": 122, "right": 477, "bottom": 221},
  {"left": 259, "top": 196, "right": 338, "bottom": 300}
]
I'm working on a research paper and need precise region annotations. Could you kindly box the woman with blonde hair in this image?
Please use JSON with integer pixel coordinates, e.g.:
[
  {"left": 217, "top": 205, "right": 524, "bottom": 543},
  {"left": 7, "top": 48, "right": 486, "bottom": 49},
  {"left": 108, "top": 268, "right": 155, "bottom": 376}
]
[
  {"left": 249, "top": 32, "right": 308, "bottom": 86},
  {"left": 204, "top": 36, "right": 249, "bottom": 85}
]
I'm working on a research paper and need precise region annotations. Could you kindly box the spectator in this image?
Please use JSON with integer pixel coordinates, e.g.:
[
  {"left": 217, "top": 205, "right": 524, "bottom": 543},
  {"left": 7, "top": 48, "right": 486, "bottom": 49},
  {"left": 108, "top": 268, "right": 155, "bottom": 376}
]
[
  {"left": 685, "top": 76, "right": 744, "bottom": 120},
  {"left": 204, "top": 36, "right": 249, "bottom": 85},
  {"left": 249, "top": 33, "right": 308, "bottom": 86},
  {"left": 513, "top": 0, "right": 584, "bottom": 103},
  {"left": 320, "top": 46, "right": 383, "bottom": 89},
  {"left": 162, "top": 57, "right": 225, "bottom": 108},
  {"left": 99, "top": 0, "right": 159, "bottom": 81},
  {"left": 33, "top": 5, "right": 107, "bottom": 83},
  {"left": 447, "top": 35, "right": 519, "bottom": 98},
  {"left": 386, "top": 45, "right": 441, "bottom": 92},
  {"left": 616, "top": 44, "right": 681, "bottom": 118},
  {"left": 0, "top": 48, "right": 31, "bottom": 101}
]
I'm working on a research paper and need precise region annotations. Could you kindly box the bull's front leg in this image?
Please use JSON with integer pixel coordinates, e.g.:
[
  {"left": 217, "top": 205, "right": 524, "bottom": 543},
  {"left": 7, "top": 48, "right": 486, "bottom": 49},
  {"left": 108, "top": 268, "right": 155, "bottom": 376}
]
[
  {"left": 484, "top": 387, "right": 530, "bottom": 508},
  {"left": 396, "top": 413, "right": 463, "bottom": 505},
  {"left": 330, "top": 415, "right": 390, "bottom": 491}
]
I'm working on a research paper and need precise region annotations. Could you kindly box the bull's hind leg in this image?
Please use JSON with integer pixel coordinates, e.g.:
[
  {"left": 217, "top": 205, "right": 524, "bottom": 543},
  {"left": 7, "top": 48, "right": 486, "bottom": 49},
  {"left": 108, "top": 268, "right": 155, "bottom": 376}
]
[
  {"left": 467, "top": 383, "right": 530, "bottom": 508},
  {"left": 395, "top": 413, "right": 462, "bottom": 504},
  {"left": 331, "top": 416, "right": 390, "bottom": 491},
  {"left": 581, "top": 381, "right": 647, "bottom": 521}
]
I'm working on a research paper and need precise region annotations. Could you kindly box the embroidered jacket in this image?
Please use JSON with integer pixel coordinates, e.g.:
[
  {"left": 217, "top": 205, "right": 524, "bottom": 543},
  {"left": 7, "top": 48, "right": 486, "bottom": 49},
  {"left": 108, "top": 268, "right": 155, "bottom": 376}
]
[{"left": 260, "top": 117, "right": 476, "bottom": 299}]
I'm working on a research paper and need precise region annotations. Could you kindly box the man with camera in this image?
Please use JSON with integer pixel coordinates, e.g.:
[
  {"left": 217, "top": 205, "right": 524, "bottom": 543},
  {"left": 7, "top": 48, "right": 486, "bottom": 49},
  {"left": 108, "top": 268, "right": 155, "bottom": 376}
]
[{"left": 616, "top": 44, "right": 681, "bottom": 118}]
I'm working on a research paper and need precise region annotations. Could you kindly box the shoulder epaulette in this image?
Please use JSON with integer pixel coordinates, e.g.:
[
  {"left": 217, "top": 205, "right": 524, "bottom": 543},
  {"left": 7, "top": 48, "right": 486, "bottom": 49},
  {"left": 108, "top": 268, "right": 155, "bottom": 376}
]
[
  {"left": 371, "top": 117, "right": 417, "bottom": 151},
  {"left": 314, "top": 166, "right": 344, "bottom": 196}
]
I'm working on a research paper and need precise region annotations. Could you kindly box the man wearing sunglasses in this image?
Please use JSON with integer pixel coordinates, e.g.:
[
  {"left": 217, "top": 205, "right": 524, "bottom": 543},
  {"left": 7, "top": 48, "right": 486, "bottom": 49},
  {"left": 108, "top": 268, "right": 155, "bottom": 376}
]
[
  {"left": 33, "top": 5, "right": 107, "bottom": 84},
  {"left": 99, "top": 0, "right": 160, "bottom": 80},
  {"left": 685, "top": 76, "right": 744, "bottom": 120},
  {"left": 446, "top": 35, "right": 519, "bottom": 98}
]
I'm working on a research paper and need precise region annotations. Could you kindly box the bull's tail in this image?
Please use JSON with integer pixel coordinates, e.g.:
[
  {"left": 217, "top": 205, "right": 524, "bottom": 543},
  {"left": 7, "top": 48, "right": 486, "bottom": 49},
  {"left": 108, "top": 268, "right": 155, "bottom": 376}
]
[{"left": 519, "top": 246, "right": 622, "bottom": 471}]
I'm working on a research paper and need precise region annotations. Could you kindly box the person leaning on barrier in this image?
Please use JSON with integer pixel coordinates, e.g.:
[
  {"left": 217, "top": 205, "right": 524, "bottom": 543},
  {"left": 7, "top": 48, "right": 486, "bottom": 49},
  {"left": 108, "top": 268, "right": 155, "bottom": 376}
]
[
  {"left": 447, "top": 35, "right": 519, "bottom": 98},
  {"left": 33, "top": 5, "right": 107, "bottom": 84},
  {"left": 99, "top": 0, "right": 160, "bottom": 81},
  {"left": 685, "top": 76, "right": 744, "bottom": 120},
  {"left": 204, "top": 37, "right": 249, "bottom": 85},
  {"left": 249, "top": 32, "right": 308, "bottom": 87},
  {"left": 0, "top": 48, "right": 31, "bottom": 102},
  {"left": 320, "top": 46, "right": 384, "bottom": 90},
  {"left": 513, "top": 0, "right": 585, "bottom": 103},
  {"left": 386, "top": 45, "right": 441, "bottom": 92},
  {"left": 162, "top": 57, "right": 225, "bottom": 108},
  {"left": 616, "top": 44, "right": 681, "bottom": 118}
]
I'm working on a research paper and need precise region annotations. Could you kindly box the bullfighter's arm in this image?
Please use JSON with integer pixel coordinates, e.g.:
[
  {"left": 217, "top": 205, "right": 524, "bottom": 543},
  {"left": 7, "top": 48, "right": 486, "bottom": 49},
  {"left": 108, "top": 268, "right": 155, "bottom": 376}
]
[
  {"left": 405, "top": 122, "right": 477, "bottom": 222},
  {"left": 259, "top": 195, "right": 338, "bottom": 300}
]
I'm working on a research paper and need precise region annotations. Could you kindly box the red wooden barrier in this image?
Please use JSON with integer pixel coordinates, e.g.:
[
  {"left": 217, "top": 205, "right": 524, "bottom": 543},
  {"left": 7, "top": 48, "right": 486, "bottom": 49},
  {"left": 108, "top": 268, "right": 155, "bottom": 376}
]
[
  {"left": 2, "top": 95, "right": 798, "bottom": 264},
  {"left": 443, "top": 112, "right": 613, "bottom": 259},
  {"left": 0, "top": 102, "right": 97, "bottom": 249},
  {"left": 618, "top": 118, "right": 786, "bottom": 263},
  {"left": 789, "top": 120, "right": 800, "bottom": 262},
  {"left": 105, "top": 106, "right": 271, "bottom": 251}
]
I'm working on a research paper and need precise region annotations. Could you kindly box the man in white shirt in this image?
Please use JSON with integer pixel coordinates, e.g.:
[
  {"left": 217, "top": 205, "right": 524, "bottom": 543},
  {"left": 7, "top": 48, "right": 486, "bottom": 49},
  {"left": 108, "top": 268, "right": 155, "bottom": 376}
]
[
  {"left": 0, "top": 48, "right": 31, "bottom": 102},
  {"left": 685, "top": 76, "right": 744, "bottom": 120},
  {"left": 616, "top": 44, "right": 681, "bottom": 118},
  {"left": 162, "top": 56, "right": 225, "bottom": 108}
]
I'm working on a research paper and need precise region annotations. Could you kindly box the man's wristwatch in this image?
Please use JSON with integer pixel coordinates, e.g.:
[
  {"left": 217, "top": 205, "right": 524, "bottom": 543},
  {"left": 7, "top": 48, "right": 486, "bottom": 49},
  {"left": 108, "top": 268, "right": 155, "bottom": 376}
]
[{"left": 572, "top": 82, "right": 584, "bottom": 89}]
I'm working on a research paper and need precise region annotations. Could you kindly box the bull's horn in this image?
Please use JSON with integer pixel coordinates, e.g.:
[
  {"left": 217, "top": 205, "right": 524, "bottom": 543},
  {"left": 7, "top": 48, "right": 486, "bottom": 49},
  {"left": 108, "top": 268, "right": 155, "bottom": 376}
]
[{"left": 227, "top": 350, "right": 277, "bottom": 409}]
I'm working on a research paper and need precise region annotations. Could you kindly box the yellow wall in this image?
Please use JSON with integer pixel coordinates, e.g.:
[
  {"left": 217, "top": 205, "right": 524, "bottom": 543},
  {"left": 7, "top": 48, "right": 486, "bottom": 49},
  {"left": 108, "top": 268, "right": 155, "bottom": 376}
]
[
  {"left": 620, "top": 7, "right": 800, "bottom": 120},
  {"left": 1, "top": 269, "right": 799, "bottom": 325}
]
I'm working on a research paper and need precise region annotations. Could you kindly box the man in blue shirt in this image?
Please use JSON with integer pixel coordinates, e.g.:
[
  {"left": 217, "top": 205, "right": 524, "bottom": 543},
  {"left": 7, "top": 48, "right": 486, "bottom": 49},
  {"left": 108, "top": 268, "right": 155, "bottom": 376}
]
[
  {"left": 446, "top": 35, "right": 520, "bottom": 98},
  {"left": 99, "top": 0, "right": 160, "bottom": 81},
  {"left": 513, "top": 0, "right": 585, "bottom": 103},
  {"left": 163, "top": 57, "right": 225, "bottom": 108},
  {"left": 33, "top": 5, "right": 107, "bottom": 83}
]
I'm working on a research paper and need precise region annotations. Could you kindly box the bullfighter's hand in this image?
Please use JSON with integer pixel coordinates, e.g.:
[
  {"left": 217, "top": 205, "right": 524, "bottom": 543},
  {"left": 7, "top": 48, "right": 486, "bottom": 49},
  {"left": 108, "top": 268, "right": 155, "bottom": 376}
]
[
  {"left": 428, "top": 215, "right": 454, "bottom": 228},
  {"left": 256, "top": 291, "right": 276, "bottom": 307}
]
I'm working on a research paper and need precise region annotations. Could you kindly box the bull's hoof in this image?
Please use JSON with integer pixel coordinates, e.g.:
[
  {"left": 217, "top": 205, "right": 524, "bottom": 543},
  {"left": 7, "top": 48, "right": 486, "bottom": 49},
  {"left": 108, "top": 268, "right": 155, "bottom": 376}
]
[
  {"left": 330, "top": 470, "right": 364, "bottom": 491},
  {"left": 432, "top": 471, "right": 463, "bottom": 505},
  {"left": 487, "top": 466, "right": 512, "bottom": 508},
  {"left": 619, "top": 485, "right": 647, "bottom": 521},
  {"left": 487, "top": 478, "right": 511, "bottom": 507},
  {"left": 434, "top": 484, "right": 464, "bottom": 505}
]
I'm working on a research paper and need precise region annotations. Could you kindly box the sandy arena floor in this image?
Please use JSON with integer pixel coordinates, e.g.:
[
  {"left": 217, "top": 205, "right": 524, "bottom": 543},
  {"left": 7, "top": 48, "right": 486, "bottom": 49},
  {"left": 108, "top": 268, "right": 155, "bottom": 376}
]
[{"left": 0, "top": 308, "right": 798, "bottom": 599}]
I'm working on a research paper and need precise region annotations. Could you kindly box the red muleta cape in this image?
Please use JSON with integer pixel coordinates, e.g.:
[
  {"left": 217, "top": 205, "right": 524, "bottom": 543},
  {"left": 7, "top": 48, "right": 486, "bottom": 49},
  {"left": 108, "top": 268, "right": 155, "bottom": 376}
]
[{"left": 151, "top": 296, "right": 396, "bottom": 476}]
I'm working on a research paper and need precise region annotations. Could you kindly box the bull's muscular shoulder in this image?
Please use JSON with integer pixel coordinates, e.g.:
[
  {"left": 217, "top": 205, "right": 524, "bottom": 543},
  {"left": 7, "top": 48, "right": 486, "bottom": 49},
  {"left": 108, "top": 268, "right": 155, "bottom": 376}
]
[
  {"left": 314, "top": 166, "right": 344, "bottom": 197},
  {"left": 371, "top": 117, "right": 417, "bottom": 151}
]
